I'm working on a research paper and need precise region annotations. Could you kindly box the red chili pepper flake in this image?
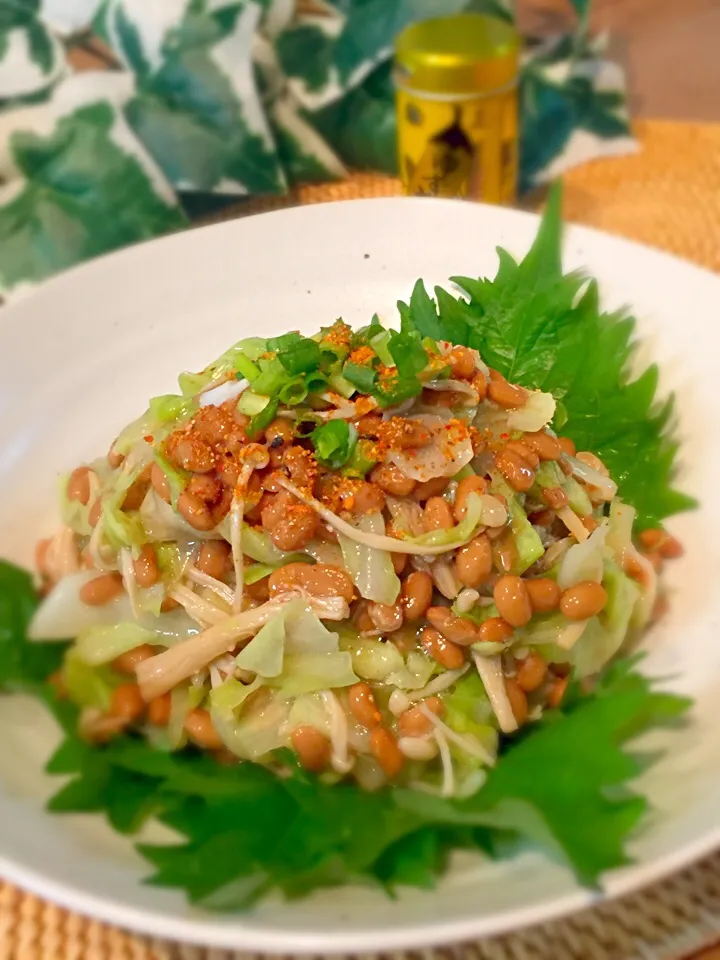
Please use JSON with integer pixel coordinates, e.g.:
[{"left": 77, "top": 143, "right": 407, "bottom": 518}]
[{"left": 144, "top": 435, "right": 154, "bottom": 443}]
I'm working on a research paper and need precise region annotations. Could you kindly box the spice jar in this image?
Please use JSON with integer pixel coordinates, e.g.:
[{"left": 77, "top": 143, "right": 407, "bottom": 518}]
[{"left": 395, "top": 13, "right": 519, "bottom": 204}]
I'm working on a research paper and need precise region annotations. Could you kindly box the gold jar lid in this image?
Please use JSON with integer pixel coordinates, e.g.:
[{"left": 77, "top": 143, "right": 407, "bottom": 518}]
[{"left": 395, "top": 13, "right": 519, "bottom": 97}]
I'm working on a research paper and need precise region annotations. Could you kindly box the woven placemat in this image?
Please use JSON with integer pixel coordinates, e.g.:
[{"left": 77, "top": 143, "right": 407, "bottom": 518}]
[
  {"left": 222, "top": 119, "right": 720, "bottom": 274},
  {"left": 3, "top": 118, "right": 720, "bottom": 960}
]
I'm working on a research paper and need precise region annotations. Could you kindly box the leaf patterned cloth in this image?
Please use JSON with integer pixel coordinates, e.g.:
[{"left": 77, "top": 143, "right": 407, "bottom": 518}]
[{"left": 0, "top": 0, "right": 634, "bottom": 294}]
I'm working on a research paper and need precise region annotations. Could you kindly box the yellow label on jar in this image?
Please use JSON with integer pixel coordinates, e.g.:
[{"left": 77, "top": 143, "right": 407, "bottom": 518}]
[{"left": 397, "top": 88, "right": 517, "bottom": 204}]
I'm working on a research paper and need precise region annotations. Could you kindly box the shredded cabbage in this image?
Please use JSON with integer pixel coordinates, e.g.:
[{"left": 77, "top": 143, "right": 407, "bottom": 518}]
[
  {"left": 535, "top": 462, "right": 592, "bottom": 519},
  {"left": 244, "top": 563, "right": 276, "bottom": 586},
  {"left": 557, "top": 524, "right": 607, "bottom": 590},
  {"left": 409, "top": 491, "right": 484, "bottom": 549},
  {"left": 517, "top": 612, "right": 570, "bottom": 648},
  {"left": 569, "top": 563, "right": 641, "bottom": 677},
  {"left": 29, "top": 571, "right": 134, "bottom": 640},
  {"left": 278, "top": 477, "right": 483, "bottom": 555},
  {"left": 434, "top": 728, "right": 454, "bottom": 797},
  {"left": 491, "top": 476, "right": 544, "bottom": 574},
  {"left": 343, "top": 635, "right": 405, "bottom": 681},
  {"left": 237, "top": 599, "right": 343, "bottom": 681},
  {"left": 113, "top": 413, "right": 155, "bottom": 458},
  {"left": 140, "top": 491, "right": 216, "bottom": 543},
  {"left": 237, "top": 390, "right": 272, "bottom": 417},
  {"left": 210, "top": 676, "right": 264, "bottom": 718},
  {"left": 42, "top": 526, "right": 82, "bottom": 582},
  {"left": 114, "top": 395, "right": 196, "bottom": 458},
  {"left": 241, "top": 524, "right": 308, "bottom": 566},
  {"left": 154, "top": 452, "right": 188, "bottom": 508},
  {"left": 303, "top": 539, "right": 345, "bottom": 566},
  {"left": 417, "top": 700, "right": 496, "bottom": 767},
  {"left": 399, "top": 650, "right": 436, "bottom": 690},
  {"left": 444, "top": 671, "right": 495, "bottom": 733},
  {"left": 63, "top": 651, "right": 119, "bottom": 711},
  {"left": 384, "top": 496, "right": 424, "bottom": 537},
  {"left": 167, "top": 681, "right": 206, "bottom": 749},
  {"left": 534, "top": 461, "right": 565, "bottom": 490},
  {"left": 407, "top": 668, "right": 468, "bottom": 704},
  {"left": 74, "top": 623, "right": 158, "bottom": 666},
  {"left": 148, "top": 393, "right": 197, "bottom": 424},
  {"left": 136, "top": 597, "right": 298, "bottom": 699},
  {"left": 235, "top": 612, "right": 286, "bottom": 678},
  {"left": 564, "top": 477, "right": 593, "bottom": 517},
  {"left": 556, "top": 505, "right": 591, "bottom": 542},
  {"left": 101, "top": 449, "right": 154, "bottom": 551},
  {"left": 507, "top": 391, "right": 556, "bottom": 432},
  {"left": 155, "top": 543, "right": 189, "bottom": 582},
  {"left": 339, "top": 512, "right": 400, "bottom": 604},
  {"left": 287, "top": 693, "right": 331, "bottom": 736},
  {"left": 178, "top": 339, "right": 262, "bottom": 396},
  {"left": 339, "top": 633, "right": 436, "bottom": 690},
  {"left": 606, "top": 500, "right": 636, "bottom": 561},
  {"left": 285, "top": 602, "right": 340, "bottom": 654},
  {"left": 563, "top": 454, "right": 618, "bottom": 501},
  {"left": 269, "top": 652, "right": 358, "bottom": 696},
  {"left": 211, "top": 695, "right": 290, "bottom": 761},
  {"left": 58, "top": 472, "right": 94, "bottom": 536}
]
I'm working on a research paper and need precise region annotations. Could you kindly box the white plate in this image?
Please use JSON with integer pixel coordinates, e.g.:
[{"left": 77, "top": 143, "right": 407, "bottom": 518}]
[{"left": 0, "top": 198, "right": 718, "bottom": 954}]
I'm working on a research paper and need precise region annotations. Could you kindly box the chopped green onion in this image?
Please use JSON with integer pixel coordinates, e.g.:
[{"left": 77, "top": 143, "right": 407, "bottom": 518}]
[
  {"left": 373, "top": 374, "right": 422, "bottom": 408},
  {"left": 305, "top": 371, "right": 330, "bottom": 395},
  {"left": 311, "top": 419, "right": 357, "bottom": 469},
  {"left": 370, "top": 330, "right": 393, "bottom": 367},
  {"left": 343, "top": 362, "right": 376, "bottom": 393},
  {"left": 279, "top": 379, "right": 309, "bottom": 405},
  {"left": 277, "top": 337, "right": 322, "bottom": 376},
  {"left": 319, "top": 344, "right": 350, "bottom": 364},
  {"left": 352, "top": 315, "right": 385, "bottom": 347},
  {"left": 235, "top": 354, "right": 261, "bottom": 383},
  {"left": 252, "top": 358, "right": 287, "bottom": 396},
  {"left": 237, "top": 390, "right": 271, "bottom": 417},
  {"left": 266, "top": 332, "right": 303, "bottom": 352},
  {"left": 342, "top": 439, "right": 378, "bottom": 478},
  {"left": 247, "top": 398, "right": 279, "bottom": 439},
  {"left": 328, "top": 371, "right": 356, "bottom": 399},
  {"left": 317, "top": 321, "right": 351, "bottom": 362}
]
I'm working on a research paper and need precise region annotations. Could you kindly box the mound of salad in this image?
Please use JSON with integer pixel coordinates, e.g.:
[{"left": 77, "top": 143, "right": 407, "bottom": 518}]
[{"left": 0, "top": 189, "right": 693, "bottom": 907}]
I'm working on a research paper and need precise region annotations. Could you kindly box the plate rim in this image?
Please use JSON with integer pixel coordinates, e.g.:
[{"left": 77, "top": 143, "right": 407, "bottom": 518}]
[
  {"left": 2, "top": 825, "right": 720, "bottom": 953},
  {"left": 1, "top": 196, "right": 719, "bottom": 952},
  {"left": 3, "top": 196, "right": 720, "bottom": 319}
]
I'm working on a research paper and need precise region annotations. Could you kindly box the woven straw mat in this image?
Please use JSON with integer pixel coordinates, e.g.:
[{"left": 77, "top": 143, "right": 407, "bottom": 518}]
[{"left": 2, "top": 119, "right": 720, "bottom": 960}]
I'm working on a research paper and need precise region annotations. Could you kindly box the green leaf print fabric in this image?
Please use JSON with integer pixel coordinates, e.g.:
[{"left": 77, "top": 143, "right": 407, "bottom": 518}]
[{"left": 0, "top": 0, "right": 633, "bottom": 294}]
